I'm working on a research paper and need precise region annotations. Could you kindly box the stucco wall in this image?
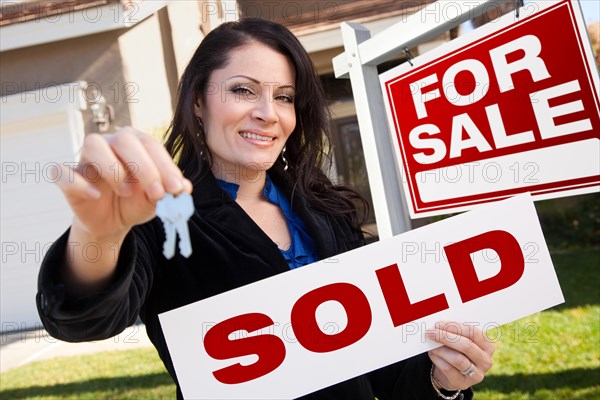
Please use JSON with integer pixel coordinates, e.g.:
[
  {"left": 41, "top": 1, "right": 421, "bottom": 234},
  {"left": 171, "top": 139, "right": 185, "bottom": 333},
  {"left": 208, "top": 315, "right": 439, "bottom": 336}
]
[
  {"left": 117, "top": 12, "right": 173, "bottom": 135},
  {"left": 116, "top": 2, "right": 206, "bottom": 135},
  {"left": 0, "top": 29, "right": 130, "bottom": 134},
  {"left": 0, "top": 3, "right": 203, "bottom": 137}
]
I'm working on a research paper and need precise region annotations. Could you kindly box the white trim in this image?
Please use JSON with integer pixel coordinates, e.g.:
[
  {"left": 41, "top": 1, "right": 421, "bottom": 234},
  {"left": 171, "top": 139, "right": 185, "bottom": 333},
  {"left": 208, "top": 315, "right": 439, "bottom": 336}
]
[
  {"left": 298, "top": 14, "right": 418, "bottom": 54},
  {"left": 0, "top": 1, "right": 169, "bottom": 52},
  {"left": 333, "top": 0, "right": 507, "bottom": 78}
]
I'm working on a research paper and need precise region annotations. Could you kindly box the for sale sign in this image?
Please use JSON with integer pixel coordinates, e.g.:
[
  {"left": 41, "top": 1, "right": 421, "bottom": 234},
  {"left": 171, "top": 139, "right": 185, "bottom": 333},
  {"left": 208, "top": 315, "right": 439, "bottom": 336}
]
[
  {"left": 380, "top": 0, "right": 600, "bottom": 218},
  {"left": 160, "top": 194, "right": 563, "bottom": 399}
]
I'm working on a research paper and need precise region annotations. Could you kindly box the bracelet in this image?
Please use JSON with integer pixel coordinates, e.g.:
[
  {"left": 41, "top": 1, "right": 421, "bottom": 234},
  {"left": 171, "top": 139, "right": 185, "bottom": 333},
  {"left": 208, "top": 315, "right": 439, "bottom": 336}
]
[{"left": 430, "top": 365, "right": 462, "bottom": 400}]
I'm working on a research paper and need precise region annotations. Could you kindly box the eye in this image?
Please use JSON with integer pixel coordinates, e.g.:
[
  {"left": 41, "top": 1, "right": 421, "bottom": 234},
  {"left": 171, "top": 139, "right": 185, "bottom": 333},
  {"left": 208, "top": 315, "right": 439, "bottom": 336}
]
[
  {"left": 275, "top": 93, "right": 295, "bottom": 104},
  {"left": 230, "top": 85, "right": 257, "bottom": 99}
]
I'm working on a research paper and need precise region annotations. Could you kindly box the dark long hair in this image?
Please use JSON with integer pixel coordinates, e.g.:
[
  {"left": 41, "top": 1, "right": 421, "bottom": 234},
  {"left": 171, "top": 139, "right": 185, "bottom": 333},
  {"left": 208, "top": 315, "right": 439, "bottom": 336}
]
[{"left": 164, "top": 18, "right": 367, "bottom": 230}]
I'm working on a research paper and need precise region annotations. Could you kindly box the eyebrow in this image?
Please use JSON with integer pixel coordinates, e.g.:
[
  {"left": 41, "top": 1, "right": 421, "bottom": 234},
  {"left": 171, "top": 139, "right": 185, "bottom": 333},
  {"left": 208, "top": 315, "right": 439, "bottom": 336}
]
[{"left": 226, "top": 75, "right": 296, "bottom": 90}]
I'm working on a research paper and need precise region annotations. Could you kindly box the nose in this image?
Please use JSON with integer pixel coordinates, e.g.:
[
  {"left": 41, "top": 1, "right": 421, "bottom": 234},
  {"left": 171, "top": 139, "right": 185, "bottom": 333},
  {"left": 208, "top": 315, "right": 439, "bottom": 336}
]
[{"left": 250, "top": 91, "right": 278, "bottom": 124}]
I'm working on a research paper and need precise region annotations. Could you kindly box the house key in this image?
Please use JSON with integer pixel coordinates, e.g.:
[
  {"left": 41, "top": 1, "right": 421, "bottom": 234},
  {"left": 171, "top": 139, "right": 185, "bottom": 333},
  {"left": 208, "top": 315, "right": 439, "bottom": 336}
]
[{"left": 156, "top": 193, "right": 194, "bottom": 259}]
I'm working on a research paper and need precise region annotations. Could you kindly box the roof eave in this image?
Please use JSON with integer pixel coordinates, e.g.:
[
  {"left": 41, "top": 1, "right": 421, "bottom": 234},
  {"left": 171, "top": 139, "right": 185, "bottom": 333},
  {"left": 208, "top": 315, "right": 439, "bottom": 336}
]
[{"left": 0, "top": 1, "right": 168, "bottom": 52}]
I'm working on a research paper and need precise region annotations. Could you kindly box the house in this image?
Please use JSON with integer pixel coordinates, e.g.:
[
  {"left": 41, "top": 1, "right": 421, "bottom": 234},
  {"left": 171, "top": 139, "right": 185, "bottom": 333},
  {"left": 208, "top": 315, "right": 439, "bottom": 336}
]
[
  {"left": 1, "top": 0, "right": 457, "bottom": 332},
  {"left": 1, "top": 0, "right": 209, "bottom": 333}
]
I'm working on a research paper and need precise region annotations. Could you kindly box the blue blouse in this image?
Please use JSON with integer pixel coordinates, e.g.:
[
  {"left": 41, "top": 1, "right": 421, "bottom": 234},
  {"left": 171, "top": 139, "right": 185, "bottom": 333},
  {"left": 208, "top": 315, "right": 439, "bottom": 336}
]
[{"left": 216, "top": 175, "right": 316, "bottom": 269}]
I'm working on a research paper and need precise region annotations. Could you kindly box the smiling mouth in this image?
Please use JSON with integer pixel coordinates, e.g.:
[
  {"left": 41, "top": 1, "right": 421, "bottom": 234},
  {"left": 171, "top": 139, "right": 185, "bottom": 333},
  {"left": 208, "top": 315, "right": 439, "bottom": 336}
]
[{"left": 239, "top": 132, "right": 275, "bottom": 142}]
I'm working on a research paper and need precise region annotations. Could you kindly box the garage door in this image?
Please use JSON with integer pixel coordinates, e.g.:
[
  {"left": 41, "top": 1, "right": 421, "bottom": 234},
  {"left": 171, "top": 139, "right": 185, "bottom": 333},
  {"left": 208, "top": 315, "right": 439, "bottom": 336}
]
[{"left": 1, "top": 82, "right": 86, "bottom": 333}]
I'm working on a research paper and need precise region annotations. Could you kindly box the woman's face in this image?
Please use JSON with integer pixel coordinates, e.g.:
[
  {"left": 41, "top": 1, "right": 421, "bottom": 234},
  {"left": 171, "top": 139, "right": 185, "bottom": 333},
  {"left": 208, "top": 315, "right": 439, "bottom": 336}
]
[{"left": 195, "top": 41, "right": 297, "bottom": 182}]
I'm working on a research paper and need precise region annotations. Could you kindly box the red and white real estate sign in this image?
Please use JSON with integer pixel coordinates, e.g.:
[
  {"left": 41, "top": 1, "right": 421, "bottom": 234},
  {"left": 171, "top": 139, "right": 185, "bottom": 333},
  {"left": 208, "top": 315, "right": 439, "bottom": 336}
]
[
  {"left": 380, "top": 0, "right": 600, "bottom": 218},
  {"left": 159, "top": 194, "right": 563, "bottom": 399}
]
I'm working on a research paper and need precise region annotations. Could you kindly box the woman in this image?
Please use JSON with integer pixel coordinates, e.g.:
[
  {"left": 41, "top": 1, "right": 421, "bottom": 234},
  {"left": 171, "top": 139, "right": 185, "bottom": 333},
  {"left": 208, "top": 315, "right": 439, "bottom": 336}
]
[{"left": 37, "top": 18, "right": 494, "bottom": 399}]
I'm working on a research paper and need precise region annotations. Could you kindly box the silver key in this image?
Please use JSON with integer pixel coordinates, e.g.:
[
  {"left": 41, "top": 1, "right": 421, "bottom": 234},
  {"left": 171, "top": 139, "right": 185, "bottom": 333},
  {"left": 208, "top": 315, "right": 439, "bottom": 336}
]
[
  {"left": 157, "top": 193, "right": 194, "bottom": 259},
  {"left": 162, "top": 220, "right": 177, "bottom": 259},
  {"left": 156, "top": 194, "right": 178, "bottom": 259},
  {"left": 173, "top": 193, "right": 194, "bottom": 258}
]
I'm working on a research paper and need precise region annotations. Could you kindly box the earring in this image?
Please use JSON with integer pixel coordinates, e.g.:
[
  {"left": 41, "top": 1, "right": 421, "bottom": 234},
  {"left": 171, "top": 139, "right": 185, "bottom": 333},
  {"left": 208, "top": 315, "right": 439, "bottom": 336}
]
[
  {"left": 281, "top": 145, "right": 289, "bottom": 172},
  {"left": 196, "top": 117, "right": 204, "bottom": 137}
]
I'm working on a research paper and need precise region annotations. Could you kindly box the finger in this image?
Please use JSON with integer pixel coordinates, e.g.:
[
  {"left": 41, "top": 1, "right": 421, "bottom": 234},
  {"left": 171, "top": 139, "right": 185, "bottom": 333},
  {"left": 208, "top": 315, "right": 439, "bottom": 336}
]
[
  {"left": 430, "top": 345, "right": 488, "bottom": 385},
  {"left": 51, "top": 163, "right": 101, "bottom": 200},
  {"left": 79, "top": 133, "right": 132, "bottom": 197},
  {"left": 429, "top": 345, "right": 474, "bottom": 377},
  {"left": 426, "top": 327, "right": 493, "bottom": 373},
  {"left": 435, "top": 321, "right": 496, "bottom": 356},
  {"left": 106, "top": 129, "right": 165, "bottom": 201},
  {"left": 429, "top": 351, "right": 481, "bottom": 390},
  {"left": 137, "top": 133, "right": 186, "bottom": 194},
  {"left": 182, "top": 177, "right": 193, "bottom": 194}
]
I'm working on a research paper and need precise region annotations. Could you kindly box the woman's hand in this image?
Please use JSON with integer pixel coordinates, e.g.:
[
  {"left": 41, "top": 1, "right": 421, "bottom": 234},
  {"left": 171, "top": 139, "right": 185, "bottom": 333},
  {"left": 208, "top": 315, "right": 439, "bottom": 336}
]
[
  {"left": 427, "top": 321, "right": 495, "bottom": 391},
  {"left": 52, "top": 126, "right": 193, "bottom": 241}
]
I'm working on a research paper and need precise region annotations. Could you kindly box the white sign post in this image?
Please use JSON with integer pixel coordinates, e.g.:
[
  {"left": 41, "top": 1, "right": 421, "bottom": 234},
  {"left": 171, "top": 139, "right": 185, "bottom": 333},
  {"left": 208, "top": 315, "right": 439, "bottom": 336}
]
[
  {"left": 334, "top": 0, "right": 511, "bottom": 237},
  {"left": 160, "top": 194, "right": 564, "bottom": 399}
]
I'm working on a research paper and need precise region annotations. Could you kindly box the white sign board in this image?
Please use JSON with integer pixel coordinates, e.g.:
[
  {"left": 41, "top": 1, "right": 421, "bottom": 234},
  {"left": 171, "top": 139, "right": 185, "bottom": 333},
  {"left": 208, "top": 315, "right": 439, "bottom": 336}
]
[
  {"left": 380, "top": 0, "right": 600, "bottom": 218},
  {"left": 160, "top": 194, "right": 564, "bottom": 399}
]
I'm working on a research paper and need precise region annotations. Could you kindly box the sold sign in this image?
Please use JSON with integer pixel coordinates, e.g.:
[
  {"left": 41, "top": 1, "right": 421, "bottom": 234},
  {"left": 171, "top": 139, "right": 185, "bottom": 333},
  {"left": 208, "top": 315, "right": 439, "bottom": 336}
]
[
  {"left": 380, "top": 0, "right": 600, "bottom": 217},
  {"left": 159, "top": 194, "right": 564, "bottom": 399}
]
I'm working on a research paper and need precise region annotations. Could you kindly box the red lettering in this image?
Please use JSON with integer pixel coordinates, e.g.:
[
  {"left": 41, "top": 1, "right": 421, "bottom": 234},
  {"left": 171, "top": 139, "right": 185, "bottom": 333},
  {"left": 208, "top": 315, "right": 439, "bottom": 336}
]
[
  {"left": 376, "top": 263, "right": 449, "bottom": 327},
  {"left": 203, "top": 313, "right": 285, "bottom": 384},
  {"left": 291, "top": 283, "right": 371, "bottom": 353},
  {"left": 444, "top": 230, "right": 525, "bottom": 303}
]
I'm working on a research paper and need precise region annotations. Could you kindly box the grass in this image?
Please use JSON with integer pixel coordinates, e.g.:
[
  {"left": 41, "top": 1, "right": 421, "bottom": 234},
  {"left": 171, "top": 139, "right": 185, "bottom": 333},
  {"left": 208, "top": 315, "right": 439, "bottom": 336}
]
[
  {"left": 0, "top": 250, "right": 598, "bottom": 399},
  {"left": 476, "top": 249, "right": 600, "bottom": 400},
  {"left": 0, "top": 347, "right": 175, "bottom": 399}
]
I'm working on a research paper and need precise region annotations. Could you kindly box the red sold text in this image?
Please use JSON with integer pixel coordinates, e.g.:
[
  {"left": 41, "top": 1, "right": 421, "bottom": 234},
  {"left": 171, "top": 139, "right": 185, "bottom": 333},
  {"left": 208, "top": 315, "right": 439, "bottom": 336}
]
[{"left": 204, "top": 230, "right": 523, "bottom": 384}]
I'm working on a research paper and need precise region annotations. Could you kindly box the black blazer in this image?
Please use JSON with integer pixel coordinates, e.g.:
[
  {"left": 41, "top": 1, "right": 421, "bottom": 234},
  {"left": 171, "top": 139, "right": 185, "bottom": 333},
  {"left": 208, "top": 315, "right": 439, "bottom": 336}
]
[{"left": 37, "top": 172, "right": 472, "bottom": 400}]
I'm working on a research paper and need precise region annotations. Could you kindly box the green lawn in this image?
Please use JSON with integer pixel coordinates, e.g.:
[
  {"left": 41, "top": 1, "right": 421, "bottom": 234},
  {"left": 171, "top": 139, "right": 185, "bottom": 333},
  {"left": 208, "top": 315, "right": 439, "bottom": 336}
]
[
  {"left": 0, "top": 348, "right": 175, "bottom": 399},
  {"left": 1, "top": 250, "right": 598, "bottom": 399},
  {"left": 476, "top": 249, "right": 600, "bottom": 400}
]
